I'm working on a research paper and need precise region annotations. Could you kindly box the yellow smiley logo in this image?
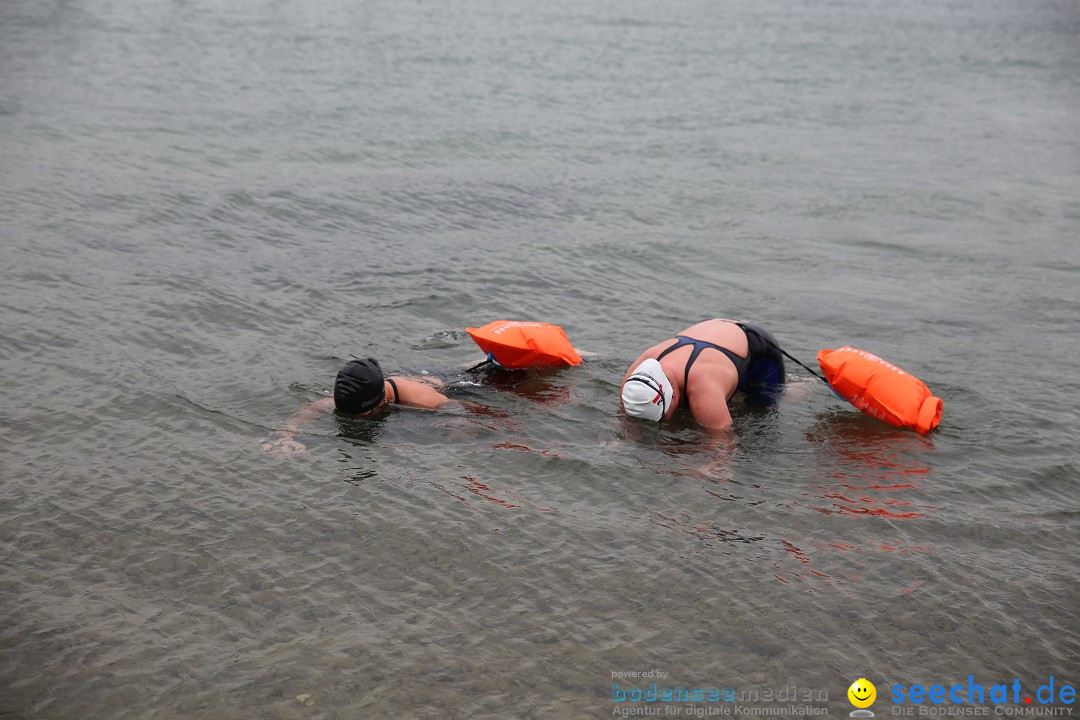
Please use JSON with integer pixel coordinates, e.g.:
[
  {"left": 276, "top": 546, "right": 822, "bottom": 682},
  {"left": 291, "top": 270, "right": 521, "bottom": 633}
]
[{"left": 848, "top": 678, "right": 877, "bottom": 708}]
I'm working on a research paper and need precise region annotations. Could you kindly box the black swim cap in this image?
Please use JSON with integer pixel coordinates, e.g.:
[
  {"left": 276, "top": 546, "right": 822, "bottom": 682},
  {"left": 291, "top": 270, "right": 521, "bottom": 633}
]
[{"left": 334, "top": 358, "right": 386, "bottom": 414}]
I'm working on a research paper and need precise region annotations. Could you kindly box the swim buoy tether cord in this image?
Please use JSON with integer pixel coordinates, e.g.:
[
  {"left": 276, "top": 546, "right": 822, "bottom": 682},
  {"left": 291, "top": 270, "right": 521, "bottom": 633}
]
[{"left": 777, "top": 347, "right": 828, "bottom": 384}]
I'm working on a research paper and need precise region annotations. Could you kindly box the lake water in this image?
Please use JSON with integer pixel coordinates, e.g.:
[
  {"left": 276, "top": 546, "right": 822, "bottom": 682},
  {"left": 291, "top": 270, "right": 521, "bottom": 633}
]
[{"left": 1, "top": 0, "right": 1078, "bottom": 717}]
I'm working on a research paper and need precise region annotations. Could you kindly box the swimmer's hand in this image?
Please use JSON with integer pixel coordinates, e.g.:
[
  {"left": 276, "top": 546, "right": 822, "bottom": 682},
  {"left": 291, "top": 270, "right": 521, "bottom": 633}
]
[
  {"left": 263, "top": 397, "right": 333, "bottom": 456},
  {"left": 262, "top": 434, "right": 306, "bottom": 457}
]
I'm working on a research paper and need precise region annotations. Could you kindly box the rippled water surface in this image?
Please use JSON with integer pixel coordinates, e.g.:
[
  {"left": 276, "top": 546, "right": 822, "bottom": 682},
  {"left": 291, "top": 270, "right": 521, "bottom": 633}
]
[{"left": 2, "top": 0, "right": 1078, "bottom": 717}]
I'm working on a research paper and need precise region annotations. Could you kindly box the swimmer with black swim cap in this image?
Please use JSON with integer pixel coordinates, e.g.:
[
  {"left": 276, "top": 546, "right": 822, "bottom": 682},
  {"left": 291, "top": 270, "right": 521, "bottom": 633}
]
[
  {"left": 263, "top": 357, "right": 451, "bottom": 456},
  {"left": 620, "top": 318, "right": 786, "bottom": 431},
  {"left": 334, "top": 358, "right": 393, "bottom": 414}
]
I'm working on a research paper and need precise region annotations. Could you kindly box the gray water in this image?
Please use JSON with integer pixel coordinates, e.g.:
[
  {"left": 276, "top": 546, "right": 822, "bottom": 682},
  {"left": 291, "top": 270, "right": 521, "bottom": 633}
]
[{"left": 2, "top": 0, "right": 1078, "bottom": 717}]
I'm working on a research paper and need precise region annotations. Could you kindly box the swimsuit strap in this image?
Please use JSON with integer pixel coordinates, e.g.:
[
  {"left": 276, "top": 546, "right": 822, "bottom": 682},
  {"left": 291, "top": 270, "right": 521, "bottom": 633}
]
[
  {"left": 386, "top": 377, "right": 399, "bottom": 404},
  {"left": 656, "top": 337, "right": 695, "bottom": 395},
  {"left": 656, "top": 336, "right": 694, "bottom": 362},
  {"left": 656, "top": 335, "right": 750, "bottom": 405}
]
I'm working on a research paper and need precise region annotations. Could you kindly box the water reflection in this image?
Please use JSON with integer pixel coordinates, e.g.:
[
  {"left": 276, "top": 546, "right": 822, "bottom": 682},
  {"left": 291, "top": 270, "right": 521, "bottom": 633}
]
[
  {"left": 647, "top": 508, "right": 766, "bottom": 547},
  {"left": 469, "top": 365, "right": 574, "bottom": 408},
  {"left": 635, "top": 411, "right": 939, "bottom": 592},
  {"left": 765, "top": 413, "right": 937, "bottom": 592},
  {"left": 613, "top": 416, "right": 738, "bottom": 485},
  {"left": 802, "top": 412, "right": 936, "bottom": 520},
  {"left": 432, "top": 476, "right": 555, "bottom": 515},
  {"left": 333, "top": 413, "right": 386, "bottom": 446}
]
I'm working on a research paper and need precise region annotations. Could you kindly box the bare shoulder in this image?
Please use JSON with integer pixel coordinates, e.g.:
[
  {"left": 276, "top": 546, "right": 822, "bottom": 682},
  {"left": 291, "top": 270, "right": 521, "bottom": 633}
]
[
  {"left": 622, "top": 342, "right": 670, "bottom": 385},
  {"left": 392, "top": 377, "right": 450, "bottom": 409},
  {"left": 400, "top": 373, "right": 445, "bottom": 388}
]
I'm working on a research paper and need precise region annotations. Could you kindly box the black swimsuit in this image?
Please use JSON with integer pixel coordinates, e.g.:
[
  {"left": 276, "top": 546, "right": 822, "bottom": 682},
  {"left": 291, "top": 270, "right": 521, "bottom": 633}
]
[
  {"left": 655, "top": 321, "right": 787, "bottom": 406},
  {"left": 656, "top": 336, "right": 749, "bottom": 404},
  {"left": 386, "top": 378, "right": 400, "bottom": 404}
]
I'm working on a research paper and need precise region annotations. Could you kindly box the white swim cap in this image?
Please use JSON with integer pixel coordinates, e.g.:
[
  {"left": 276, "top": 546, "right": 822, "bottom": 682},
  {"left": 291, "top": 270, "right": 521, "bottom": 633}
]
[{"left": 621, "top": 358, "right": 673, "bottom": 422}]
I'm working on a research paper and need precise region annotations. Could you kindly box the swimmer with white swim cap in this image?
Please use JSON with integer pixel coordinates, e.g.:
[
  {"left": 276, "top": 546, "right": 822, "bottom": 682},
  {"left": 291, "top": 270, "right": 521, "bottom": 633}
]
[{"left": 621, "top": 318, "right": 785, "bottom": 430}]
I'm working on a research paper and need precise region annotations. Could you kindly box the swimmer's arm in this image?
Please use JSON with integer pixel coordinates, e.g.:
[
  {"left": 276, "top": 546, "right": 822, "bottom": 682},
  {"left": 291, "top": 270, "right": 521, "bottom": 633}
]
[
  {"left": 262, "top": 396, "right": 335, "bottom": 456},
  {"left": 688, "top": 384, "right": 733, "bottom": 431},
  {"left": 392, "top": 377, "right": 451, "bottom": 409},
  {"left": 282, "top": 396, "right": 336, "bottom": 430}
]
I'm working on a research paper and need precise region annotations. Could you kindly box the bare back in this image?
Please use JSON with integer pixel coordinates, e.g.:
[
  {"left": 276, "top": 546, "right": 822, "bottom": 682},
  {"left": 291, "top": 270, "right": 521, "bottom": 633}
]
[{"left": 675, "top": 319, "right": 749, "bottom": 356}]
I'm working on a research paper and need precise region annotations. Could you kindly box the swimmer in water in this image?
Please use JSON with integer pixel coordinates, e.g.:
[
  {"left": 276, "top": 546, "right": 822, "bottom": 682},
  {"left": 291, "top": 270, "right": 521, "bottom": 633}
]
[
  {"left": 620, "top": 318, "right": 786, "bottom": 431},
  {"left": 262, "top": 357, "right": 453, "bottom": 456}
]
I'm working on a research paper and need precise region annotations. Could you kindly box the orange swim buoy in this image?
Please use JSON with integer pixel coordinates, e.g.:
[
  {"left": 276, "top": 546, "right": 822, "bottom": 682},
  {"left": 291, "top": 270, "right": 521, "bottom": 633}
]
[
  {"left": 466, "top": 320, "right": 582, "bottom": 368},
  {"left": 817, "top": 346, "right": 943, "bottom": 434}
]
